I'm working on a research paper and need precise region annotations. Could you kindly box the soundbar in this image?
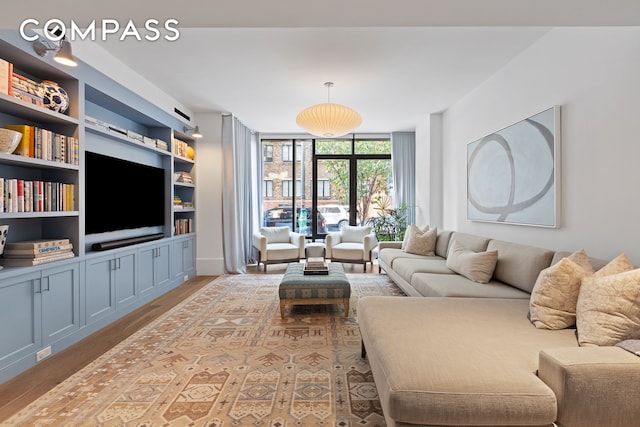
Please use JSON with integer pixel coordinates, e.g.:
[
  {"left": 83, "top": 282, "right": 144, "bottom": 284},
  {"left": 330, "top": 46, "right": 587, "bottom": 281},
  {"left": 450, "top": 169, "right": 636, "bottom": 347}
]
[{"left": 92, "top": 233, "right": 164, "bottom": 251}]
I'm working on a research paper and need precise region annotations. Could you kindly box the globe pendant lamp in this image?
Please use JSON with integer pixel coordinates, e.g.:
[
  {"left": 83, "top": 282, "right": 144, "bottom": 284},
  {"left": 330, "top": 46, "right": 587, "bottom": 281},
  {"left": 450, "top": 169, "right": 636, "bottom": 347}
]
[{"left": 296, "top": 82, "right": 362, "bottom": 137}]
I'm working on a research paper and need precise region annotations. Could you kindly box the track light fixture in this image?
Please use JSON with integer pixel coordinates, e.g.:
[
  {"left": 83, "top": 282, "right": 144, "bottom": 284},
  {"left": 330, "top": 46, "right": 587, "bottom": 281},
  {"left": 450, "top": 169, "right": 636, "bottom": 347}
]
[
  {"left": 183, "top": 125, "right": 203, "bottom": 138},
  {"left": 33, "top": 38, "right": 77, "bottom": 67}
]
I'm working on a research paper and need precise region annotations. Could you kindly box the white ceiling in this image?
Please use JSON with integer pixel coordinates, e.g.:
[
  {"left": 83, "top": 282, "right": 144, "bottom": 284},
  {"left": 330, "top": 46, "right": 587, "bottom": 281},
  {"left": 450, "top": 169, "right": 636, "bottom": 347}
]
[{"left": 4, "top": 1, "right": 640, "bottom": 133}]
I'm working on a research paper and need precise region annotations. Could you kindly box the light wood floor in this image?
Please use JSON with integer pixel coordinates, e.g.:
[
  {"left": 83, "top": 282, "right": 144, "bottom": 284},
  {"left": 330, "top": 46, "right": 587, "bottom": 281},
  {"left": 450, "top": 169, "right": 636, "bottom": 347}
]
[{"left": 0, "top": 275, "right": 216, "bottom": 422}]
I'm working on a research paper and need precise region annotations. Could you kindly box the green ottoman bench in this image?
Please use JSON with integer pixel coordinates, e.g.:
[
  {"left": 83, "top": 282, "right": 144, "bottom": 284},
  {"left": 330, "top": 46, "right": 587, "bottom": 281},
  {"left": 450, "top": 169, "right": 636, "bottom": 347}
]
[{"left": 279, "top": 263, "right": 351, "bottom": 317}]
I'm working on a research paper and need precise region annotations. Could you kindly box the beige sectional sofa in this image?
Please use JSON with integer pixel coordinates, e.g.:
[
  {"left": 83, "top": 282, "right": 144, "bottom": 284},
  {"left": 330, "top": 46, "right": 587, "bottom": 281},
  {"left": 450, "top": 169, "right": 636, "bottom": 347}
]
[{"left": 359, "top": 230, "right": 640, "bottom": 427}]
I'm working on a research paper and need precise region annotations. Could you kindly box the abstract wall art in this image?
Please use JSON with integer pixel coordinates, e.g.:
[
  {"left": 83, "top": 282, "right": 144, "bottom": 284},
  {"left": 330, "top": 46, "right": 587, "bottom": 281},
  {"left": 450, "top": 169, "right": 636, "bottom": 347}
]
[{"left": 467, "top": 106, "right": 561, "bottom": 227}]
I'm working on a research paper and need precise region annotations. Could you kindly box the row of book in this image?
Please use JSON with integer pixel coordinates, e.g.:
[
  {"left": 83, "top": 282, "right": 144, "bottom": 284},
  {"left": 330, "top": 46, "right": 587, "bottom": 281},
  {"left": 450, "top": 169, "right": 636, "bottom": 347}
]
[
  {"left": 173, "top": 138, "right": 192, "bottom": 159},
  {"left": 1, "top": 178, "right": 76, "bottom": 213},
  {"left": 175, "top": 218, "right": 194, "bottom": 235},
  {"left": 0, "top": 58, "right": 43, "bottom": 105},
  {"left": 2, "top": 125, "right": 79, "bottom": 165},
  {"left": 85, "top": 116, "right": 170, "bottom": 151},
  {"left": 1, "top": 238, "right": 74, "bottom": 267}
]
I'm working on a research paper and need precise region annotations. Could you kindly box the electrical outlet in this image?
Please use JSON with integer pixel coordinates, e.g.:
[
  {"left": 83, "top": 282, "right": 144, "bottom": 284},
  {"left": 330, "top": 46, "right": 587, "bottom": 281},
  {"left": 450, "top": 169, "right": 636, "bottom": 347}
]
[
  {"left": 36, "top": 346, "right": 52, "bottom": 362},
  {"left": 184, "top": 275, "right": 188, "bottom": 281}
]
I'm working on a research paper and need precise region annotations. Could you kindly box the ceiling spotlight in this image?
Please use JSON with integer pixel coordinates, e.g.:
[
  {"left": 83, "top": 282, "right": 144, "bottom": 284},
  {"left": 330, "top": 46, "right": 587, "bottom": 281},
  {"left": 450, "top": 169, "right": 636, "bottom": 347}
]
[
  {"left": 296, "top": 82, "right": 362, "bottom": 138},
  {"left": 183, "top": 125, "right": 203, "bottom": 139},
  {"left": 33, "top": 38, "right": 78, "bottom": 67}
]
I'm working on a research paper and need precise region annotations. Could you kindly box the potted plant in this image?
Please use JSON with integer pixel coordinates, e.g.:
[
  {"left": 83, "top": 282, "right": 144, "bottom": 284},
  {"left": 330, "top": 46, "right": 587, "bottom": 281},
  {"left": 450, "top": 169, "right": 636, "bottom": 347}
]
[{"left": 365, "top": 196, "right": 407, "bottom": 242}]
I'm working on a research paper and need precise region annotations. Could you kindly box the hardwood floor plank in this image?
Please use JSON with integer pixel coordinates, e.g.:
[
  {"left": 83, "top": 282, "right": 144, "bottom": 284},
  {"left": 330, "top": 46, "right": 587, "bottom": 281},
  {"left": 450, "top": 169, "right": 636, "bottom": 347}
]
[{"left": 0, "top": 275, "right": 216, "bottom": 422}]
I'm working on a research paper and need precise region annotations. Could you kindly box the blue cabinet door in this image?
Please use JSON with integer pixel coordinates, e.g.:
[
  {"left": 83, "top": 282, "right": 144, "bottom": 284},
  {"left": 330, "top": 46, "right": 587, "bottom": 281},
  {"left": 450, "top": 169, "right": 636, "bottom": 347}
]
[
  {"left": 115, "top": 251, "right": 137, "bottom": 308},
  {"left": 155, "top": 243, "right": 172, "bottom": 288},
  {"left": 84, "top": 255, "right": 116, "bottom": 324},
  {"left": 41, "top": 262, "right": 80, "bottom": 345},
  {"left": 0, "top": 271, "right": 41, "bottom": 375}
]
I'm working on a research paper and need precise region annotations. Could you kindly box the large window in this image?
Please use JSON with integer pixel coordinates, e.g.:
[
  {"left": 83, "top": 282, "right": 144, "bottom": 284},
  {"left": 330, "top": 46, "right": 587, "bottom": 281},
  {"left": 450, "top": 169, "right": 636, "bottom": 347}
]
[{"left": 261, "top": 137, "right": 391, "bottom": 238}]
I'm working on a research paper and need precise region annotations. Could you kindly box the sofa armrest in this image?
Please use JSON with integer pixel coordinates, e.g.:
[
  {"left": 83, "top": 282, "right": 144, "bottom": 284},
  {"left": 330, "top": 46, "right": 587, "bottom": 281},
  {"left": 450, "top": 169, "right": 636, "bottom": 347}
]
[
  {"left": 252, "top": 232, "right": 267, "bottom": 261},
  {"left": 325, "top": 232, "right": 341, "bottom": 259},
  {"left": 289, "top": 232, "right": 305, "bottom": 258},
  {"left": 378, "top": 241, "right": 403, "bottom": 250},
  {"left": 363, "top": 233, "right": 379, "bottom": 261},
  {"left": 538, "top": 347, "right": 640, "bottom": 427}
]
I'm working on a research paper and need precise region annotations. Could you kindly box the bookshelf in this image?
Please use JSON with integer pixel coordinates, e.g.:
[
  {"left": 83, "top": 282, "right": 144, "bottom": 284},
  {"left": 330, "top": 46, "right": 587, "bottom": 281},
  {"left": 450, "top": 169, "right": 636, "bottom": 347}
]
[
  {"left": 0, "top": 31, "right": 198, "bottom": 383},
  {"left": 172, "top": 131, "right": 195, "bottom": 236}
]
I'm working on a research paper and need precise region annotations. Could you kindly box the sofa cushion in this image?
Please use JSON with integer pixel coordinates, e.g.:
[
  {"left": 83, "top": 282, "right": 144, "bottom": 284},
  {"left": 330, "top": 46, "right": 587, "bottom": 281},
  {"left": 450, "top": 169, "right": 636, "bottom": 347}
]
[
  {"left": 340, "top": 225, "right": 371, "bottom": 243},
  {"left": 260, "top": 226, "right": 291, "bottom": 244},
  {"left": 529, "top": 256, "right": 593, "bottom": 330},
  {"left": 331, "top": 242, "right": 364, "bottom": 260},
  {"left": 411, "top": 272, "right": 530, "bottom": 298},
  {"left": 358, "top": 297, "right": 576, "bottom": 426},
  {"left": 379, "top": 247, "right": 428, "bottom": 270},
  {"left": 446, "top": 241, "right": 498, "bottom": 284},
  {"left": 435, "top": 229, "right": 454, "bottom": 258},
  {"left": 403, "top": 225, "right": 437, "bottom": 256},
  {"left": 264, "top": 243, "right": 300, "bottom": 260},
  {"left": 391, "top": 257, "right": 452, "bottom": 284},
  {"left": 577, "top": 264, "right": 640, "bottom": 346},
  {"left": 447, "top": 231, "right": 490, "bottom": 253},
  {"left": 486, "top": 239, "right": 555, "bottom": 293}
]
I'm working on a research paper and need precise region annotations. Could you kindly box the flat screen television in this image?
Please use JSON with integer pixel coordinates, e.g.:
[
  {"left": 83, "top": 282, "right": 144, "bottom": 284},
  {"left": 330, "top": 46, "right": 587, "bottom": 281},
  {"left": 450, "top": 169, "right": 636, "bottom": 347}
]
[{"left": 85, "top": 151, "right": 165, "bottom": 234}]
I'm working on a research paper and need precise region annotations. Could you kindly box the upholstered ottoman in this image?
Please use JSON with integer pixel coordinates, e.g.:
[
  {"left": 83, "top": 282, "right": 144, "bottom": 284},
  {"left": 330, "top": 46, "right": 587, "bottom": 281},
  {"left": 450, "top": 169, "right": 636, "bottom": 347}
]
[{"left": 278, "top": 263, "right": 351, "bottom": 317}]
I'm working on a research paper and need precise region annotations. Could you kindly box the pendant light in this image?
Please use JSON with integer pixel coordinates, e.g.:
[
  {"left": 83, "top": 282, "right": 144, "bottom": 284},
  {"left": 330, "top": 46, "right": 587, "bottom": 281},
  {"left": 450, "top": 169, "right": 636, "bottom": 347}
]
[{"left": 296, "top": 82, "right": 362, "bottom": 138}]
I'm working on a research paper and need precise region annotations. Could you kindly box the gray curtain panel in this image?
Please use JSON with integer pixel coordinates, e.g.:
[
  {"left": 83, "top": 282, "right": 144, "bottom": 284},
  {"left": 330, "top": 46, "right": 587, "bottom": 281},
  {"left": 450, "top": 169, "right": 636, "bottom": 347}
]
[
  {"left": 391, "top": 131, "right": 416, "bottom": 225},
  {"left": 221, "top": 115, "right": 257, "bottom": 273}
]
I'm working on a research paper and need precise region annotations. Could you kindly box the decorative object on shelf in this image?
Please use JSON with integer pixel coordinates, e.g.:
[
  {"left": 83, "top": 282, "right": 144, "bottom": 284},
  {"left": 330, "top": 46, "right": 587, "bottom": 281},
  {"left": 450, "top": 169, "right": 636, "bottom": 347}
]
[
  {"left": 0, "top": 225, "right": 8, "bottom": 270},
  {"left": 186, "top": 146, "right": 195, "bottom": 160},
  {"left": 296, "top": 82, "right": 362, "bottom": 138},
  {"left": 183, "top": 125, "right": 203, "bottom": 139},
  {"left": 33, "top": 37, "right": 77, "bottom": 67},
  {"left": 41, "top": 80, "right": 70, "bottom": 113},
  {"left": 0, "top": 128, "right": 22, "bottom": 154}
]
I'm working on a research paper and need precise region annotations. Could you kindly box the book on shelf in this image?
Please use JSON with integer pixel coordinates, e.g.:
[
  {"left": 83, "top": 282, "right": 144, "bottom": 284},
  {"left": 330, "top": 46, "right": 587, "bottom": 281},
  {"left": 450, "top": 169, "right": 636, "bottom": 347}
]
[
  {"left": 3, "top": 124, "right": 33, "bottom": 157},
  {"left": 126, "top": 130, "right": 144, "bottom": 142},
  {"left": 175, "top": 171, "right": 193, "bottom": 183},
  {"left": 3, "top": 242, "right": 73, "bottom": 258},
  {"left": 174, "top": 218, "right": 193, "bottom": 235},
  {"left": 1, "top": 249, "right": 74, "bottom": 267},
  {"left": 0, "top": 58, "right": 12, "bottom": 96},
  {"left": 5, "top": 238, "right": 70, "bottom": 250}
]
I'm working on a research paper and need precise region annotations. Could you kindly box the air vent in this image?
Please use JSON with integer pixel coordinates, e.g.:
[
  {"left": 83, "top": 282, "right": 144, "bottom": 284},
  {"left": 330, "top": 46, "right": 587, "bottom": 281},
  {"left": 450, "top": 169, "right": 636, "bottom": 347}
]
[{"left": 174, "top": 108, "right": 191, "bottom": 121}]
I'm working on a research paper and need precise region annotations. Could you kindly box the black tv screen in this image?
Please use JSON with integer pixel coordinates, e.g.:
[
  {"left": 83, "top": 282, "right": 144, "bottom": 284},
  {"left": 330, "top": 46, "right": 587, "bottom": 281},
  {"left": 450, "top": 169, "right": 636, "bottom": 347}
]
[{"left": 85, "top": 151, "right": 165, "bottom": 234}]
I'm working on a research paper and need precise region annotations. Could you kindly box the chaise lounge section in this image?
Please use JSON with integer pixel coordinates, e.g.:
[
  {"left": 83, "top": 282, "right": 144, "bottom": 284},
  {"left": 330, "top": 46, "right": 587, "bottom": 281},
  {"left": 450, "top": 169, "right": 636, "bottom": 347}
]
[{"left": 359, "top": 229, "right": 640, "bottom": 426}]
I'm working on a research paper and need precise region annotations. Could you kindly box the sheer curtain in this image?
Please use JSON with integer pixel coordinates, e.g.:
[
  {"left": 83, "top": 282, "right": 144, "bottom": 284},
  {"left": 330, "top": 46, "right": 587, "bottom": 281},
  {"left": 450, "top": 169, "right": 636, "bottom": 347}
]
[
  {"left": 221, "top": 115, "right": 258, "bottom": 273},
  {"left": 391, "top": 131, "right": 416, "bottom": 225}
]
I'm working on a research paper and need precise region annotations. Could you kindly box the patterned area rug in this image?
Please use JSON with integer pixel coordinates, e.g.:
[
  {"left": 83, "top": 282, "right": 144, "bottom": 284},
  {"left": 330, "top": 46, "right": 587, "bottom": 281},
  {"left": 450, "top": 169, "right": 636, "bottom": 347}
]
[{"left": 5, "top": 273, "right": 405, "bottom": 426}]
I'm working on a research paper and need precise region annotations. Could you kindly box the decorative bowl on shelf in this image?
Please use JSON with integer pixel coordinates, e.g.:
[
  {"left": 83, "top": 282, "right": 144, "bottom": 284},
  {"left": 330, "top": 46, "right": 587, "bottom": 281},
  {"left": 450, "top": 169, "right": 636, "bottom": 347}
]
[
  {"left": 41, "top": 80, "right": 70, "bottom": 114},
  {"left": 0, "top": 128, "right": 22, "bottom": 154}
]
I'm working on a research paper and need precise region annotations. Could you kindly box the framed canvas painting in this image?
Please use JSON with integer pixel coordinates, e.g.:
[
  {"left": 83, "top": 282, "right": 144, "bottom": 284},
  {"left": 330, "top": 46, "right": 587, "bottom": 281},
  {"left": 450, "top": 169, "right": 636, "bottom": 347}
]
[{"left": 467, "top": 106, "right": 561, "bottom": 227}]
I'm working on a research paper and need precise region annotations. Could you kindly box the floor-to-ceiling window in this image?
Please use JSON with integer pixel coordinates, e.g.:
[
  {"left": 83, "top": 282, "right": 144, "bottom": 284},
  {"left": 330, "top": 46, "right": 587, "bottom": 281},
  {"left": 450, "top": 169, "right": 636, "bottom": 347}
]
[{"left": 261, "top": 136, "right": 391, "bottom": 239}]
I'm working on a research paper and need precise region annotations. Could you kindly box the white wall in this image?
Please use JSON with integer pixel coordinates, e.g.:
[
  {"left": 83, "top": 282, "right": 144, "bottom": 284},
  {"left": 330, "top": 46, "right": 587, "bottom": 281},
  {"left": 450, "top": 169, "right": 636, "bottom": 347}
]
[
  {"left": 194, "top": 112, "right": 226, "bottom": 275},
  {"left": 439, "top": 27, "right": 640, "bottom": 263}
]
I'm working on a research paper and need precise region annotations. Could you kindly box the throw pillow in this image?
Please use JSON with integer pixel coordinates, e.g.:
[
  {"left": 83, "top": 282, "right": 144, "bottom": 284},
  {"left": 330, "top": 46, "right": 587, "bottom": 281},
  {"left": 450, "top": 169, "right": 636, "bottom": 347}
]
[
  {"left": 445, "top": 241, "right": 498, "bottom": 284},
  {"left": 341, "top": 225, "right": 372, "bottom": 243},
  {"left": 402, "top": 224, "right": 429, "bottom": 250},
  {"left": 261, "top": 226, "right": 291, "bottom": 244},
  {"left": 529, "top": 256, "right": 593, "bottom": 330},
  {"left": 576, "top": 267, "right": 640, "bottom": 346},
  {"left": 566, "top": 249, "right": 595, "bottom": 273},
  {"left": 403, "top": 226, "right": 437, "bottom": 256}
]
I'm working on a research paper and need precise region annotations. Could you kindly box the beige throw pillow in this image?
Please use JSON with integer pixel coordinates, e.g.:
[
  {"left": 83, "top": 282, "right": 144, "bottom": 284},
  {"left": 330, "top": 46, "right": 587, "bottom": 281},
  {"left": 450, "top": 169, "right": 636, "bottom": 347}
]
[
  {"left": 529, "top": 256, "right": 593, "bottom": 330},
  {"left": 576, "top": 267, "right": 640, "bottom": 346},
  {"left": 402, "top": 224, "right": 428, "bottom": 250},
  {"left": 403, "top": 225, "right": 436, "bottom": 256},
  {"left": 445, "top": 241, "right": 498, "bottom": 284}
]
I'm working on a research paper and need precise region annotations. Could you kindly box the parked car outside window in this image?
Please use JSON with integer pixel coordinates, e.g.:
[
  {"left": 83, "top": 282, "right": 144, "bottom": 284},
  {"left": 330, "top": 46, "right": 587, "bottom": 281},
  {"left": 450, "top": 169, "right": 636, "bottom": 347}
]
[
  {"left": 263, "top": 205, "right": 328, "bottom": 235},
  {"left": 318, "top": 204, "right": 349, "bottom": 231}
]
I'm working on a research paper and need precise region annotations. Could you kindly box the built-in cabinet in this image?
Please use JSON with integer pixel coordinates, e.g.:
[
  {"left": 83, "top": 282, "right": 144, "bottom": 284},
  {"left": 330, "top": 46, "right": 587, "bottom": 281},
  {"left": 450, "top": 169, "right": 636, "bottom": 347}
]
[{"left": 0, "top": 32, "right": 198, "bottom": 383}]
